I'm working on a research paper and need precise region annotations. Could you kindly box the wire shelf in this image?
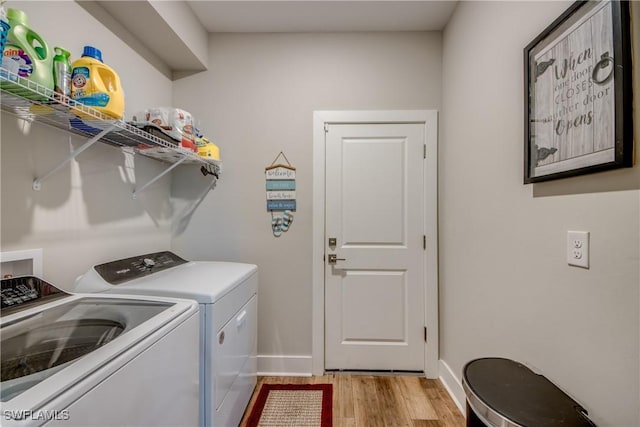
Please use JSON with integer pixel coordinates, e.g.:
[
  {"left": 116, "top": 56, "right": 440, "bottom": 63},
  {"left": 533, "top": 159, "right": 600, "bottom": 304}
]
[{"left": 0, "top": 67, "right": 221, "bottom": 171}]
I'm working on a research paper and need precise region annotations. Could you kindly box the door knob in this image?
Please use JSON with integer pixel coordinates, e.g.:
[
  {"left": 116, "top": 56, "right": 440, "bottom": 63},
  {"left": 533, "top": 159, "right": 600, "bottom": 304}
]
[{"left": 328, "top": 254, "right": 346, "bottom": 264}]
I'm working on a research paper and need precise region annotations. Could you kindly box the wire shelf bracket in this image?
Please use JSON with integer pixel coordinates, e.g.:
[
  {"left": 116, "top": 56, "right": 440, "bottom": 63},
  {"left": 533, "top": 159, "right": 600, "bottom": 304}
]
[
  {"left": 133, "top": 156, "right": 188, "bottom": 199},
  {"left": 32, "top": 123, "right": 117, "bottom": 191}
]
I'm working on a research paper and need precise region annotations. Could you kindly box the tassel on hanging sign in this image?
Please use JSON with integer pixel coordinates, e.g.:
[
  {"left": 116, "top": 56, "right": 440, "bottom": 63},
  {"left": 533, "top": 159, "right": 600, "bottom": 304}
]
[{"left": 266, "top": 152, "right": 296, "bottom": 237}]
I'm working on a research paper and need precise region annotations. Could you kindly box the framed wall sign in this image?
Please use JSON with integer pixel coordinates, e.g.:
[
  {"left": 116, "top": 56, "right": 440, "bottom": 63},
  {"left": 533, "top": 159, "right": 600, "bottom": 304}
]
[{"left": 524, "top": 0, "right": 633, "bottom": 183}]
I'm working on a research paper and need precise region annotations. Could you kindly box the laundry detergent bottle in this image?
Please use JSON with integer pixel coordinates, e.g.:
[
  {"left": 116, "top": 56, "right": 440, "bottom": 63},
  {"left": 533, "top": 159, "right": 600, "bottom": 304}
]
[
  {"left": 71, "top": 46, "right": 124, "bottom": 119},
  {"left": 1, "top": 8, "right": 54, "bottom": 100},
  {"left": 0, "top": 3, "right": 10, "bottom": 57}
]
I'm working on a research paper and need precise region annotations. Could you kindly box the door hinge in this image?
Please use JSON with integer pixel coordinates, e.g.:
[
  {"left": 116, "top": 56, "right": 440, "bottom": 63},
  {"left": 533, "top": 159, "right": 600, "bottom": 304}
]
[
  {"left": 423, "top": 235, "right": 426, "bottom": 250},
  {"left": 423, "top": 144, "right": 426, "bottom": 159},
  {"left": 324, "top": 123, "right": 329, "bottom": 133},
  {"left": 424, "top": 326, "right": 427, "bottom": 343}
]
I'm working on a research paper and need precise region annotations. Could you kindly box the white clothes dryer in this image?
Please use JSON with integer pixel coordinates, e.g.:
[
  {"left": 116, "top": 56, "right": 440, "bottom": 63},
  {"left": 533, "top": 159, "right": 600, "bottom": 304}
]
[
  {"left": 0, "top": 275, "right": 200, "bottom": 427},
  {"left": 73, "top": 251, "right": 258, "bottom": 427}
]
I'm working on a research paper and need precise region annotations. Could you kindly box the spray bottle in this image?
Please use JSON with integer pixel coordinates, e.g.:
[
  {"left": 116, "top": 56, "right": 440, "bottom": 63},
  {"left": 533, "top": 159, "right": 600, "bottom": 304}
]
[{"left": 53, "top": 46, "right": 71, "bottom": 99}]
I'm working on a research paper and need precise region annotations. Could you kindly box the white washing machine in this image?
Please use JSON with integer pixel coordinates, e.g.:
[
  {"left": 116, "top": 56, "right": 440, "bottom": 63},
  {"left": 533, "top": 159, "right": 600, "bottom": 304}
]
[
  {"left": 0, "top": 275, "right": 200, "bottom": 427},
  {"left": 73, "top": 251, "right": 258, "bottom": 427}
]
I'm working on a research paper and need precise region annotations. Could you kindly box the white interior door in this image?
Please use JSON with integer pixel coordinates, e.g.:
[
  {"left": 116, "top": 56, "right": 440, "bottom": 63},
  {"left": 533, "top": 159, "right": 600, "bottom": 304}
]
[{"left": 324, "top": 122, "right": 425, "bottom": 371}]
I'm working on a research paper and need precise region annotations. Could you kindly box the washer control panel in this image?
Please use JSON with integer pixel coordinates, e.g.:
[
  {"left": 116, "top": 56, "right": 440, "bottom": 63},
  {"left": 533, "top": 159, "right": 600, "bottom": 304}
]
[
  {"left": 94, "top": 251, "right": 188, "bottom": 285},
  {"left": 1, "top": 276, "right": 67, "bottom": 314}
]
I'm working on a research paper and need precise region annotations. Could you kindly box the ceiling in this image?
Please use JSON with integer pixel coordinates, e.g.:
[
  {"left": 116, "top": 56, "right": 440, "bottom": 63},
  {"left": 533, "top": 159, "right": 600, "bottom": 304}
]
[
  {"left": 81, "top": 0, "right": 458, "bottom": 79},
  {"left": 186, "top": 1, "right": 458, "bottom": 33}
]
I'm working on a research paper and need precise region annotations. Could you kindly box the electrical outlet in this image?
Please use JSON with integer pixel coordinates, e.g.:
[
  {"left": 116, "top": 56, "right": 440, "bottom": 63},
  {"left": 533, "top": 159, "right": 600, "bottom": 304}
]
[{"left": 567, "top": 231, "right": 589, "bottom": 268}]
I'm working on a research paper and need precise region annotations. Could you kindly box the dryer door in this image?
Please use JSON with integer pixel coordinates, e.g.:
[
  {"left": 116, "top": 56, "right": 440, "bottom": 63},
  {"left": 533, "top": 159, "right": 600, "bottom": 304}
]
[{"left": 214, "top": 295, "right": 258, "bottom": 425}]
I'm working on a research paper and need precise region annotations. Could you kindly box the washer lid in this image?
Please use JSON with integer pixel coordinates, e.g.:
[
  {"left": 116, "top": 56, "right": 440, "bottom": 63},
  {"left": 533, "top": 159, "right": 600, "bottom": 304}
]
[
  {"left": 0, "top": 293, "right": 193, "bottom": 406},
  {"left": 75, "top": 256, "right": 258, "bottom": 304}
]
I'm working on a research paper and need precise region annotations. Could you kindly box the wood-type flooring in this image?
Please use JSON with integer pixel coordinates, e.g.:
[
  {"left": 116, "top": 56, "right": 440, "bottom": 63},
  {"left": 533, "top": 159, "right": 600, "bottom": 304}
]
[{"left": 240, "top": 374, "right": 466, "bottom": 427}]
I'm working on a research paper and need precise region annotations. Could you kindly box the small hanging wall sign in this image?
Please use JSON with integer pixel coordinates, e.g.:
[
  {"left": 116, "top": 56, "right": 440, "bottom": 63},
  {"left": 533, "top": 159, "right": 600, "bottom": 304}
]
[{"left": 266, "top": 152, "right": 296, "bottom": 237}]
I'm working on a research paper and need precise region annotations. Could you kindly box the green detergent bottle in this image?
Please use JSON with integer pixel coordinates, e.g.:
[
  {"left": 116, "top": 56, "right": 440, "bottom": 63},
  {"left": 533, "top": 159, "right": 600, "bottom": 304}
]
[{"left": 1, "top": 8, "right": 54, "bottom": 100}]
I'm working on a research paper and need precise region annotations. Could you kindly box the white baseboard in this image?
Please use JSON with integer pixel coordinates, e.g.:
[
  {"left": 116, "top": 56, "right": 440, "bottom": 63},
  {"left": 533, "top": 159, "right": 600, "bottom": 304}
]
[
  {"left": 257, "top": 355, "right": 313, "bottom": 377},
  {"left": 438, "top": 359, "right": 466, "bottom": 416}
]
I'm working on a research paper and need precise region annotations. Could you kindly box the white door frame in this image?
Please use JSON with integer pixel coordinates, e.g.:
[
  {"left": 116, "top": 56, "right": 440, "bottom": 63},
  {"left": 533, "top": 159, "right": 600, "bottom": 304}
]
[{"left": 312, "top": 110, "right": 439, "bottom": 378}]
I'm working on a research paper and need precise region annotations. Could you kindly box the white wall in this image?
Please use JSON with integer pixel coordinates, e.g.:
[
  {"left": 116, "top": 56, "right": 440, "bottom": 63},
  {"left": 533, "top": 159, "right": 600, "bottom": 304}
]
[
  {"left": 1, "top": 1, "right": 174, "bottom": 288},
  {"left": 441, "top": 2, "right": 640, "bottom": 426},
  {"left": 171, "top": 32, "right": 442, "bottom": 362}
]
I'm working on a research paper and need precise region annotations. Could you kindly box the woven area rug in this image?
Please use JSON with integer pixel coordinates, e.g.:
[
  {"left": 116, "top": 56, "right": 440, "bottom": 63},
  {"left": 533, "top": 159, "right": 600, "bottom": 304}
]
[{"left": 246, "top": 384, "right": 333, "bottom": 427}]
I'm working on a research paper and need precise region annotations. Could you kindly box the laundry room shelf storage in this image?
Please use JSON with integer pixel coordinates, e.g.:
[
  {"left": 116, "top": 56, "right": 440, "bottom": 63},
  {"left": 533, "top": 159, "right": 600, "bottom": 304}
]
[{"left": 0, "top": 67, "right": 221, "bottom": 197}]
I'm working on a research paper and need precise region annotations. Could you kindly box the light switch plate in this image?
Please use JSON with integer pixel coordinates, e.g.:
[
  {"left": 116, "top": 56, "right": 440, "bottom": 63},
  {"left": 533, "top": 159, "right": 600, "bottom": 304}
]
[{"left": 567, "top": 231, "right": 589, "bottom": 268}]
